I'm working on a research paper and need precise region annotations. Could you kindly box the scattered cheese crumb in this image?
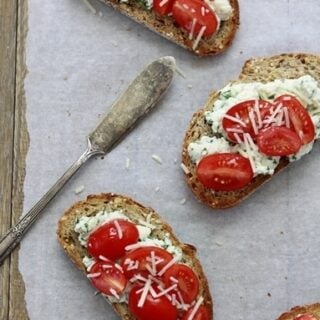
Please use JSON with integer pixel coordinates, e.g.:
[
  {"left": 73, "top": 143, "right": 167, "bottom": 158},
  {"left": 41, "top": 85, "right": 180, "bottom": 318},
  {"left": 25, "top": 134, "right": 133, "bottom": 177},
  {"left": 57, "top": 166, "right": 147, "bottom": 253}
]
[
  {"left": 179, "top": 198, "right": 186, "bottom": 205},
  {"left": 152, "top": 154, "right": 163, "bottom": 164},
  {"left": 82, "top": 0, "right": 97, "bottom": 14},
  {"left": 125, "top": 157, "right": 130, "bottom": 170},
  {"left": 187, "top": 84, "right": 193, "bottom": 89},
  {"left": 175, "top": 66, "right": 186, "bottom": 79},
  {"left": 155, "top": 187, "right": 160, "bottom": 192},
  {"left": 215, "top": 241, "right": 224, "bottom": 247},
  {"left": 111, "top": 40, "right": 118, "bottom": 47},
  {"left": 75, "top": 185, "right": 85, "bottom": 195}
]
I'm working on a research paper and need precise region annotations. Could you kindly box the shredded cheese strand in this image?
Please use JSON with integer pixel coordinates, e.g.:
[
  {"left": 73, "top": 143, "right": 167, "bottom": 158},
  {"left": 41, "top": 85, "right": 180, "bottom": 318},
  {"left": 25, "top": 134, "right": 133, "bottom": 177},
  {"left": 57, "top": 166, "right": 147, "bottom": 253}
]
[
  {"left": 248, "top": 109, "right": 258, "bottom": 135},
  {"left": 158, "top": 257, "right": 178, "bottom": 276},
  {"left": 138, "top": 279, "right": 152, "bottom": 307},
  {"left": 254, "top": 100, "right": 262, "bottom": 128},
  {"left": 284, "top": 107, "right": 290, "bottom": 128},
  {"left": 192, "top": 26, "right": 206, "bottom": 50},
  {"left": 87, "top": 272, "right": 101, "bottom": 278},
  {"left": 223, "top": 114, "right": 247, "bottom": 127},
  {"left": 156, "top": 284, "right": 178, "bottom": 298},
  {"left": 189, "top": 18, "right": 197, "bottom": 40},
  {"left": 114, "top": 220, "right": 123, "bottom": 239},
  {"left": 188, "top": 296, "right": 204, "bottom": 320}
]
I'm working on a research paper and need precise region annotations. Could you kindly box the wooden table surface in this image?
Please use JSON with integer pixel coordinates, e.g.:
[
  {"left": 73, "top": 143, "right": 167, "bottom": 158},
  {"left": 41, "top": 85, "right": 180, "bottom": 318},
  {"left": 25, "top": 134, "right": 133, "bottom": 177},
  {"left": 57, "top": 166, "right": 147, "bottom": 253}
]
[{"left": 0, "top": 0, "right": 29, "bottom": 319}]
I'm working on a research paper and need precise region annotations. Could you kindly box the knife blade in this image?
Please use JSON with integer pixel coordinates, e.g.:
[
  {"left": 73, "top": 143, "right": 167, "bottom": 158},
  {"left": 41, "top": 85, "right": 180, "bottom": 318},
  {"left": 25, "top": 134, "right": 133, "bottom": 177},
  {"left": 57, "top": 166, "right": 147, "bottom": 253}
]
[{"left": 0, "top": 56, "right": 176, "bottom": 264}]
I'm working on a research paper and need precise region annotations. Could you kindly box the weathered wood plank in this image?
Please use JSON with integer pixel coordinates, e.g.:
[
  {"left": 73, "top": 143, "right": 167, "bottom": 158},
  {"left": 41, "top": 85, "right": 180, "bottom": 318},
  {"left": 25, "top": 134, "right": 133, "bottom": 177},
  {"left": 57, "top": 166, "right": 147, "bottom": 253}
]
[
  {"left": 9, "top": 0, "right": 29, "bottom": 319},
  {"left": 0, "top": 0, "right": 18, "bottom": 318}
]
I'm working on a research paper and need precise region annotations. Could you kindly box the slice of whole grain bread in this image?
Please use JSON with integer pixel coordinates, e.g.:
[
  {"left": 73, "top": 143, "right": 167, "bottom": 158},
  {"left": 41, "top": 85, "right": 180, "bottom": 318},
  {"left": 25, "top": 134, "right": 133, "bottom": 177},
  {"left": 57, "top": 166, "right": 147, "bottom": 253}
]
[
  {"left": 57, "top": 193, "right": 213, "bottom": 319},
  {"left": 277, "top": 303, "right": 320, "bottom": 320},
  {"left": 97, "top": 0, "right": 239, "bottom": 56},
  {"left": 182, "top": 53, "right": 320, "bottom": 209}
]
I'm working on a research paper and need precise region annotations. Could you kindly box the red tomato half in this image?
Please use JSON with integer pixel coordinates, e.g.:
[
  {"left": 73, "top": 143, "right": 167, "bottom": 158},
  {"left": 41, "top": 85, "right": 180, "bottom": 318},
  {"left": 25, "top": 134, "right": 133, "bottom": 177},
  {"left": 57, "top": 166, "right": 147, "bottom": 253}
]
[
  {"left": 294, "top": 315, "right": 318, "bottom": 320},
  {"left": 275, "top": 94, "right": 315, "bottom": 144},
  {"left": 87, "top": 219, "right": 139, "bottom": 261},
  {"left": 88, "top": 260, "right": 127, "bottom": 296},
  {"left": 163, "top": 264, "right": 199, "bottom": 303},
  {"left": 172, "top": 0, "right": 219, "bottom": 38},
  {"left": 121, "top": 246, "right": 173, "bottom": 279},
  {"left": 129, "top": 285, "right": 178, "bottom": 320},
  {"left": 182, "top": 305, "right": 210, "bottom": 320},
  {"left": 196, "top": 153, "right": 253, "bottom": 191},
  {"left": 153, "top": 0, "right": 175, "bottom": 15},
  {"left": 256, "top": 126, "right": 302, "bottom": 156},
  {"left": 222, "top": 100, "right": 273, "bottom": 143}
]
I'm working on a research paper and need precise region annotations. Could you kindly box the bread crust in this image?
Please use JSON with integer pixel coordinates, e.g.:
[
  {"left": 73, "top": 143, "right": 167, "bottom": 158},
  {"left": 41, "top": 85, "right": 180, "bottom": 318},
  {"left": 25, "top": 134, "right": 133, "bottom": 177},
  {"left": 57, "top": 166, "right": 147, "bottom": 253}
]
[
  {"left": 182, "top": 53, "right": 320, "bottom": 208},
  {"left": 277, "top": 303, "right": 320, "bottom": 320},
  {"left": 57, "top": 193, "right": 213, "bottom": 319},
  {"left": 98, "top": 0, "right": 239, "bottom": 56}
]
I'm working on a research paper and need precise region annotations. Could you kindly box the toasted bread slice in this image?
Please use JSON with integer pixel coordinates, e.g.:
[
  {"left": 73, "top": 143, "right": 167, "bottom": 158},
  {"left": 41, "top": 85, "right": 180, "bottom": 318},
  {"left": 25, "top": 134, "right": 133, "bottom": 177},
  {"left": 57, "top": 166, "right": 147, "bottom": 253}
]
[
  {"left": 98, "top": 0, "right": 239, "bottom": 56},
  {"left": 182, "top": 53, "right": 320, "bottom": 209},
  {"left": 57, "top": 193, "right": 213, "bottom": 319},
  {"left": 277, "top": 303, "right": 320, "bottom": 320}
]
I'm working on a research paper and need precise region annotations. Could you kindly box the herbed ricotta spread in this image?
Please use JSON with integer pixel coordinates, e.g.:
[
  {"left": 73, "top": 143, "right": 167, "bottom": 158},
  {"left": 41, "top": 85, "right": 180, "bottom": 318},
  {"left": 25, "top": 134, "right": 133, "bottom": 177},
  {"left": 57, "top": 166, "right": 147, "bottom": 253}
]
[{"left": 188, "top": 75, "right": 320, "bottom": 176}]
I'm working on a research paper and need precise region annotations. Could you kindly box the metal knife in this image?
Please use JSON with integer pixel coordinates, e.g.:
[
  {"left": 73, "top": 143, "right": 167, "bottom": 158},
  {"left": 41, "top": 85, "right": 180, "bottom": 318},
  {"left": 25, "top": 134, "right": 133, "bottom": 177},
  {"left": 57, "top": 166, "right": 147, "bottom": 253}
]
[{"left": 0, "top": 56, "right": 176, "bottom": 265}]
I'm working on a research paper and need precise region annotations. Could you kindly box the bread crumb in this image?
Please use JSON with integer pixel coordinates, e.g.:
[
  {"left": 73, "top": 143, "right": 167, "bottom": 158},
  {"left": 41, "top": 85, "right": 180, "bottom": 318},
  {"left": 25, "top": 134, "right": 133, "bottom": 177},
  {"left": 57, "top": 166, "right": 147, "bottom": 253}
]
[
  {"left": 75, "top": 185, "right": 85, "bottom": 194},
  {"left": 125, "top": 157, "right": 130, "bottom": 170},
  {"left": 215, "top": 241, "right": 224, "bottom": 247},
  {"left": 111, "top": 40, "right": 118, "bottom": 47},
  {"left": 187, "top": 84, "right": 193, "bottom": 89},
  {"left": 82, "top": 0, "right": 97, "bottom": 14},
  {"left": 152, "top": 154, "right": 163, "bottom": 164},
  {"left": 155, "top": 187, "right": 160, "bottom": 192},
  {"left": 179, "top": 198, "right": 186, "bottom": 205}
]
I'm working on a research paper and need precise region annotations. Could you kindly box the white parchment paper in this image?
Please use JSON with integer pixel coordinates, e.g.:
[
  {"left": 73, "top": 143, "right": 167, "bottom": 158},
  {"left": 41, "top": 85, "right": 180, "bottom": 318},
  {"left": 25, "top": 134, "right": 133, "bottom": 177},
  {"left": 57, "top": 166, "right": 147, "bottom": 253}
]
[{"left": 20, "top": 0, "right": 320, "bottom": 319}]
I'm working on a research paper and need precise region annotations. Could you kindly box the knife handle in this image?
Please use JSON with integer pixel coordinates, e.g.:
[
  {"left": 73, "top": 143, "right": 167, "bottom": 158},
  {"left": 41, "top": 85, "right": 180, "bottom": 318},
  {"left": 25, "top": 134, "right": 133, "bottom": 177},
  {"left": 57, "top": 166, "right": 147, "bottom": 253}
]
[{"left": 0, "top": 142, "right": 102, "bottom": 265}]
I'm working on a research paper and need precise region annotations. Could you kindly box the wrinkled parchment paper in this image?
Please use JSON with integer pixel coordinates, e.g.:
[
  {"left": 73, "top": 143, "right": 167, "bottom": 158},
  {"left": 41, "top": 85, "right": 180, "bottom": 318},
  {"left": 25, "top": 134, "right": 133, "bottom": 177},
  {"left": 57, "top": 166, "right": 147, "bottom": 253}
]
[{"left": 20, "top": 0, "right": 320, "bottom": 319}]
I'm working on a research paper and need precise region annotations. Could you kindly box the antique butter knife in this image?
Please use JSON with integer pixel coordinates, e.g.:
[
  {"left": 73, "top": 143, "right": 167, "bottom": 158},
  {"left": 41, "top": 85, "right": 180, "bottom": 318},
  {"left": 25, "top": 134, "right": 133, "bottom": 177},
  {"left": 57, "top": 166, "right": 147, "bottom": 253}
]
[{"left": 0, "top": 56, "right": 176, "bottom": 264}]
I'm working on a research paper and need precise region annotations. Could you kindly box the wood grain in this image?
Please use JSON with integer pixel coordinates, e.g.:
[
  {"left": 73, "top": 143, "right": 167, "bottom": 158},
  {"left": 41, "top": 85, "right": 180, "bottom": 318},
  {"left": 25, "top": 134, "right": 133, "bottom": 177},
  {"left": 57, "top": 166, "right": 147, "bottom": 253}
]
[
  {"left": 0, "top": 0, "right": 29, "bottom": 319},
  {"left": 9, "top": 0, "right": 29, "bottom": 319},
  {"left": 0, "top": 0, "right": 17, "bottom": 317}
]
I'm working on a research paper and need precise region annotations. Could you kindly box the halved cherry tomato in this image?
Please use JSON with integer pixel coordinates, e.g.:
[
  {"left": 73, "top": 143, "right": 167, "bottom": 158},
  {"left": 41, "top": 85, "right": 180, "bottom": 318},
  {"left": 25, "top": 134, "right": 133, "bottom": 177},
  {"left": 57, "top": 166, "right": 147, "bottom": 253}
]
[
  {"left": 275, "top": 95, "right": 315, "bottom": 144},
  {"left": 222, "top": 100, "right": 273, "bottom": 143},
  {"left": 172, "top": 0, "right": 219, "bottom": 38},
  {"left": 294, "top": 315, "right": 318, "bottom": 320},
  {"left": 87, "top": 219, "right": 139, "bottom": 261},
  {"left": 153, "top": 0, "right": 175, "bottom": 15},
  {"left": 163, "top": 264, "right": 199, "bottom": 303},
  {"left": 121, "top": 246, "right": 174, "bottom": 279},
  {"left": 182, "top": 305, "right": 210, "bottom": 320},
  {"left": 256, "top": 126, "right": 302, "bottom": 156},
  {"left": 196, "top": 153, "right": 253, "bottom": 191},
  {"left": 129, "top": 285, "right": 178, "bottom": 320},
  {"left": 88, "top": 260, "right": 127, "bottom": 296}
]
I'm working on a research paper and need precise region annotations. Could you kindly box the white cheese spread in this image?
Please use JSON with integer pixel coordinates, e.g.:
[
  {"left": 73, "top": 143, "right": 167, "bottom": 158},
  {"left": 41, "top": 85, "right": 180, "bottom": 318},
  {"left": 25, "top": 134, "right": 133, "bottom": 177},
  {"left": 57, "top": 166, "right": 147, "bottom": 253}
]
[
  {"left": 188, "top": 75, "right": 320, "bottom": 176},
  {"left": 74, "top": 210, "right": 183, "bottom": 263},
  {"left": 206, "top": 0, "right": 233, "bottom": 21}
]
